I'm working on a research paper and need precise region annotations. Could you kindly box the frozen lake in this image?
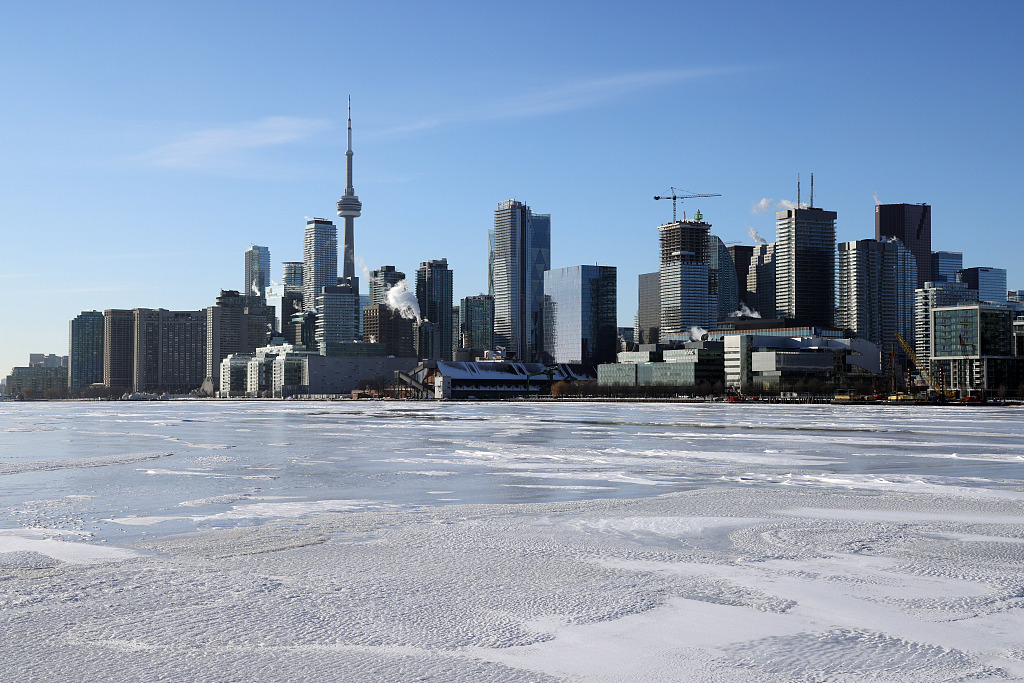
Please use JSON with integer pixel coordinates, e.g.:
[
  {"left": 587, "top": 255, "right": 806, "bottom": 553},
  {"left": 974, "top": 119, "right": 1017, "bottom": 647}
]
[{"left": 2, "top": 400, "right": 1024, "bottom": 681}]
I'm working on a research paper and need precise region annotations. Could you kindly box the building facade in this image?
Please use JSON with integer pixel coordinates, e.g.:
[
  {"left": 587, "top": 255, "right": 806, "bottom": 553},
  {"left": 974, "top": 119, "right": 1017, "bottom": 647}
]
[
  {"left": 490, "top": 200, "right": 550, "bottom": 361},
  {"left": 775, "top": 207, "right": 837, "bottom": 327},
  {"left": 244, "top": 244, "right": 270, "bottom": 298},
  {"left": 103, "top": 309, "right": 135, "bottom": 391},
  {"left": 914, "top": 281, "right": 978, "bottom": 362},
  {"left": 459, "top": 294, "right": 494, "bottom": 352},
  {"left": 659, "top": 214, "right": 715, "bottom": 338},
  {"left": 836, "top": 238, "right": 917, "bottom": 348},
  {"left": 746, "top": 242, "right": 777, "bottom": 318},
  {"left": 956, "top": 267, "right": 1007, "bottom": 305},
  {"left": 133, "top": 309, "right": 207, "bottom": 393},
  {"left": 368, "top": 265, "right": 406, "bottom": 306},
  {"left": 69, "top": 311, "right": 105, "bottom": 390},
  {"left": 542, "top": 265, "right": 617, "bottom": 365},
  {"left": 303, "top": 217, "right": 337, "bottom": 313},
  {"left": 875, "top": 203, "right": 931, "bottom": 288},
  {"left": 635, "top": 271, "right": 660, "bottom": 345},
  {"left": 363, "top": 304, "right": 416, "bottom": 357},
  {"left": 316, "top": 284, "right": 361, "bottom": 355},
  {"left": 931, "top": 251, "right": 962, "bottom": 284},
  {"left": 415, "top": 259, "right": 454, "bottom": 361},
  {"left": 205, "top": 290, "right": 274, "bottom": 391}
]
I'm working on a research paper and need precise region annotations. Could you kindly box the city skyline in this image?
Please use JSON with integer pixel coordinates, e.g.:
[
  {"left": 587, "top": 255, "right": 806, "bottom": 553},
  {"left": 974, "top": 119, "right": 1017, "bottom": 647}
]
[{"left": 2, "top": 2, "right": 1022, "bottom": 375}]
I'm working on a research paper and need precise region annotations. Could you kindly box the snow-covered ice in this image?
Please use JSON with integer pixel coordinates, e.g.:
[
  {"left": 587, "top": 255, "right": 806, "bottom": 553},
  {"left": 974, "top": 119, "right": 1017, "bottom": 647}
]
[{"left": 1, "top": 400, "right": 1023, "bottom": 681}]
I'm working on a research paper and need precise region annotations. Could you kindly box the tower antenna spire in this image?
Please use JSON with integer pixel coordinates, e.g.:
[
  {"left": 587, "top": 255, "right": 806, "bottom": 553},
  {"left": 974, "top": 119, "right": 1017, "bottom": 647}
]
[
  {"left": 797, "top": 173, "right": 801, "bottom": 209},
  {"left": 337, "top": 95, "right": 362, "bottom": 282},
  {"left": 810, "top": 172, "right": 814, "bottom": 208}
]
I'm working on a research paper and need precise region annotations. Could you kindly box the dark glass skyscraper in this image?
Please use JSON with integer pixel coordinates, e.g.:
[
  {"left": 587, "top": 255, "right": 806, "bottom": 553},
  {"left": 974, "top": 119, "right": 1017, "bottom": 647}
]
[
  {"left": 776, "top": 207, "right": 837, "bottom": 326},
  {"left": 415, "top": 259, "right": 454, "bottom": 361},
  {"left": 875, "top": 203, "right": 931, "bottom": 288},
  {"left": 542, "top": 265, "right": 617, "bottom": 365}
]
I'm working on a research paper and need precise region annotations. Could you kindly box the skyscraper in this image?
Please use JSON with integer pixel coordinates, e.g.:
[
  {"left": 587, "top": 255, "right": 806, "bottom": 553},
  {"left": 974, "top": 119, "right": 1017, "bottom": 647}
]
[
  {"left": 282, "top": 262, "right": 304, "bottom": 289},
  {"left": 133, "top": 308, "right": 207, "bottom": 393},
  {"left": 836, "top": 238, "right": 917, "bottom": 348},
  {"left": 205, "top": 290, "right": 273, "bottom": 390},
  {"left": 931, "top": 251, "right": 962, "bottom": 283},
  {"left": 362, "top": 304, "right": 415, "bottom": 357},
  {"left": 415, "top": 259, "right": 454, "bottom": 361},
  {"left": 244, "top": 245, "right": 270, "bottom": 298},
  {"left": 316, "top": 284, "right": 361, "bottom": 354},
  {"left": 459, "top": 294, "right": 494, "bottom": 351},
  {"left": 69, "top": 311, "right": 104, "bottom": 390},
  {"left": 659, "top": 213, "right": 714, "bottom": 338},
  {"left": 875, "top": 203, "right": 931, "bottom": 288},
  {"left": 635, "top": 272, "right": 660, "bottom": 345},
  {"left": 490, "top": 200, "right": 550, "bottom": 361},
  {"left": 956, "top": 267, "right": 1007, "bottom": 305},
  {"left": 728, "top": 245, "right": 754, "bottom": 308},
  {"left": 303, "top": 217, "right": 337, "bottom": 313},
  {"left": 368, "top": 266, "right": 406, "bottom": 306},
  {"left": 710, "top": 236, "right": 739, "bottom": 319},
  {"left": 542, "top": 265, "right": 617, "bottom": 365},
  {"left": 775, "top": 206, "right": 837, "bottom": 326},
  {"left": 103, "top": 309, "right": 135, "bottom": 391},
  {"left": 746, "top": 242, "right": 776, "bottom": 318}
]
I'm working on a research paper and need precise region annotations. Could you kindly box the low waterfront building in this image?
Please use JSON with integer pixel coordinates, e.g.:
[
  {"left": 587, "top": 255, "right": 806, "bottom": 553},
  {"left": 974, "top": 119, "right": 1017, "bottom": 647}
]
[
  {"left": 931, "top": 304, "right": 1023, "bottom": 395},
  {"left": 724, "top": 335, "right": 880, "bottom": 394},
  {"left": 597, "top": 341, "right": 725, "bottom": 390}
]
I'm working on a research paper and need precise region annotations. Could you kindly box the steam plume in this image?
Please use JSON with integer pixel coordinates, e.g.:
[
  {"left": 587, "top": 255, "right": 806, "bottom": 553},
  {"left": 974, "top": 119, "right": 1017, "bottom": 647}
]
[{"left": 386, "top": 280, "right": 421, "bottom": 321}]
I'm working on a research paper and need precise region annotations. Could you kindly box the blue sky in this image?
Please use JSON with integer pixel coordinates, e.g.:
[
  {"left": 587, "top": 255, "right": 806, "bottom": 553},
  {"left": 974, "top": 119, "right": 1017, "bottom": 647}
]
[{"left": 2, "top": 1, "right": 1022, "bottom": 376}]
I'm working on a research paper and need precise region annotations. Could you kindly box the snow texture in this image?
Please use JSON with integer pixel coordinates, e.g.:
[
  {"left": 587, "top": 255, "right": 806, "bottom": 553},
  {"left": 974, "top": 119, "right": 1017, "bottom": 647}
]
[{"left": 1, "top": 401, "right": 1023, "bottom": 681}]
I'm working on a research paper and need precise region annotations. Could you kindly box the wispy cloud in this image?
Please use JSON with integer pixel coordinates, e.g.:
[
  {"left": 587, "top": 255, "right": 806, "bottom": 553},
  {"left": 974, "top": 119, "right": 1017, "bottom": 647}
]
[
  {"left": 372, "top": 67, "right": 743, "bottom": 138},
  {"left": 138, "top": 116, "right": 331, "bottom": 172},
  {"left": 751, "top": 197, "right": 807, "bottom": 214}
]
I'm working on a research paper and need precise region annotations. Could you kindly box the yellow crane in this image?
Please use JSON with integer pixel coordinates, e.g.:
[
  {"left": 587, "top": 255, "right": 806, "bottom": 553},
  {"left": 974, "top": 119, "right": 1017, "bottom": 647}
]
[{"left": 893, "top": 332, "right": 950, "bottom": 398}]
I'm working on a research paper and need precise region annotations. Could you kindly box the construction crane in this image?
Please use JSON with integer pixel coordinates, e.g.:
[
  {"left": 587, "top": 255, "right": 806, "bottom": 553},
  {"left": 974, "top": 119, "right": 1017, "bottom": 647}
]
[
  {"left": 894, "top": 332, "right": 949, "bottom": 398},
  {"left": 653, "top": 187, "right": 721, "bottom": 222}
]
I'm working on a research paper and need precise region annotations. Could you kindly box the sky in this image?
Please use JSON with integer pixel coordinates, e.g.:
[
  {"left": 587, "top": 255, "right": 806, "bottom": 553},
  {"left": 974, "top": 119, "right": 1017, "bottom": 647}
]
[{"left": 2, "top": 1, "right": 1022, "bottom": 376}]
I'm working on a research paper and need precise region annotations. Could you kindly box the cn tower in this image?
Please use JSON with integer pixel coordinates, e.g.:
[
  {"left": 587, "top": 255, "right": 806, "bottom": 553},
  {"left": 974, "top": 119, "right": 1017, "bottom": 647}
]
[{"left": 337, "top": 96, "right": 361, "bottom": 285}]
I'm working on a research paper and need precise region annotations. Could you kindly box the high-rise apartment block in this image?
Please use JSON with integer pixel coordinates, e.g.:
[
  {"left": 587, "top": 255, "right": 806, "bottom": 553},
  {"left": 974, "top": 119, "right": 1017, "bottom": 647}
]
[
  {"left": 133, "top": 309, "right": 207, "bottom": 393},
  {"left": 244, "top": 245, "right": 270, "bottom": 298},
  {"left": 282, "top": 261, "right": 304, "bottom": 289},
  {"left": 369, "top": 266, "right": 406, "bottom": 306},
  {"left": 303, "top": 218, "right": 337, "bottom": 313},
  {"left": 362, "top": 304, "right": 415, "bottom": 357},
  {"left": 635, "top": 272, "right": 660, "bottom": 345},
  {"left": 415, "top": 259, "right": 454, "bottom": 361},
  {"left": 931, "top": 251, "right": 962, "bottom": 284},
  {"left": 490, "top": 200, "right": 550, "bottom": 361},
  {"left": 836, "top": 238, "right": 917, "bottom": 348},
  {"left": 316, "top": 284, "right": 361, "bottom": 355},
  {"left": 542, "top": 265, "right": 617, "bottom": 365},
  {"left": 103, "top": 309, "right": 135, "bottom": 391},
  {"left": 459, "top": 294, "right": 494, "bottom": 352},
  {"left": 775, "top": 206, "right": 837, "bottom": 326},
  {"left": 875, "top": 203, "right": 931, "bottom": 288},
  {"left": 205, "top": 290, "right": 274, "bottom": 390},
  {"left": 711, "top": 236, "right": 739, "bottom": 319},
  {"left": 659, "top": 214, "right": 714, "bottom": 338},
  {"left": 68, "top": 311, "right": 104, "bottom": 390}
]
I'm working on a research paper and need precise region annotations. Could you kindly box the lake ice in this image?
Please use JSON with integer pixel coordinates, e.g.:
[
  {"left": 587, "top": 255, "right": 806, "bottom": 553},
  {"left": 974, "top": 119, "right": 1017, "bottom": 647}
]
[{"left": 1, "top": 401, "right": 1023, "bottom": 681}]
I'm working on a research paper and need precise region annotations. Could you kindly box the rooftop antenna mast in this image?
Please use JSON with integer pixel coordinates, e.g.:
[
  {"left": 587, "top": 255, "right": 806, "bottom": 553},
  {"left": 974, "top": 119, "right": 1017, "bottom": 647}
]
[
  {"left": 810, "top": 172, "right": 814, "bottom": 208},
  {"left": 797, "top": 173, "right": 801, "bottom": 209}
]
